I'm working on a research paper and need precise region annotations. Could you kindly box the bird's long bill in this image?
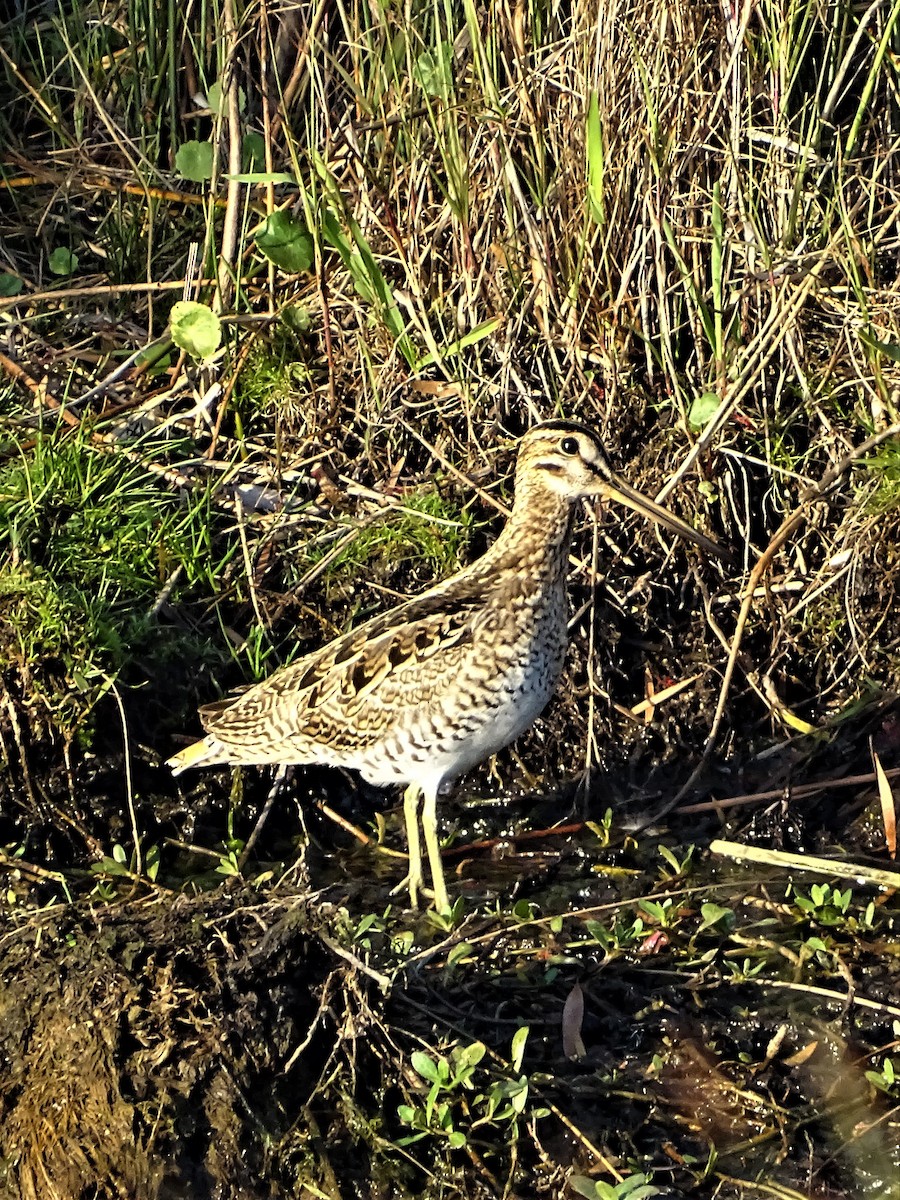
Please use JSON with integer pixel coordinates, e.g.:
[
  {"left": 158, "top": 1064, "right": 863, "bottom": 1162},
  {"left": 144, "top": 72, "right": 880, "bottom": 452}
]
[{"left": 601, "top": 474, "right": 731, "bottom": 561}]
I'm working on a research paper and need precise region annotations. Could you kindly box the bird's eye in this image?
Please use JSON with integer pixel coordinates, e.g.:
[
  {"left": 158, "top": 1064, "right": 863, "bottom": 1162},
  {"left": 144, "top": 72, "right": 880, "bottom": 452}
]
[{"left": 560, "top": 436, "right": 580, "bottom": 456}]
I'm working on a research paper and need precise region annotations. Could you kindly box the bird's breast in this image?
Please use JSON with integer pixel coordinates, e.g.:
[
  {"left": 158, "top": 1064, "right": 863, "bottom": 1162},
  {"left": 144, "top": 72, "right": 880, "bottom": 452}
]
[{"left": 359, "top": 589, "right": 570, "bottom": 787}]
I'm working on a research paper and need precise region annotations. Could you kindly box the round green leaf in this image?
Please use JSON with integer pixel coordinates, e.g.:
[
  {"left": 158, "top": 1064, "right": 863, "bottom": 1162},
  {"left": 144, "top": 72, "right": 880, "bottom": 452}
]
[
  {"left": 175, "top": 140, "right": 214, "bottom": 182},
  {"left": 255, "top": 210, "right": 314, "bottom": 274},
  {"left": 687, "top": 391, "right": 720, "bottom": 432},
  {"left": 49, "top": 247, "right": 79, "bottom": 276},
  {"left": 280, "top": 305, "right": 311, "bottom": 332},
  {"left": 170, "top": 301, "right": 222, "bottom": 359},
  {"left": 456, "top": 1042, "right": 486, "bottom": 1069},
  {"left": 0, "top": 273, "right": 23, "bottom": 296}
]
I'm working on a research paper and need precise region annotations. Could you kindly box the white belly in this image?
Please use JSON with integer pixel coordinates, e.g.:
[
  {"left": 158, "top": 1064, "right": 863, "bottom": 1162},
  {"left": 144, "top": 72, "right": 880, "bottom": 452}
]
[{"left": 357, "top": 650, "right": 564, "bottom": 789}]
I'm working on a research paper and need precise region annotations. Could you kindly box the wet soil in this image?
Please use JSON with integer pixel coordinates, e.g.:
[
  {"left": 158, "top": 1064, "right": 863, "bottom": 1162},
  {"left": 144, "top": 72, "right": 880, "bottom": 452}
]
[{"left": 1, "top": 716, "right": 899, "bottom": 1199}]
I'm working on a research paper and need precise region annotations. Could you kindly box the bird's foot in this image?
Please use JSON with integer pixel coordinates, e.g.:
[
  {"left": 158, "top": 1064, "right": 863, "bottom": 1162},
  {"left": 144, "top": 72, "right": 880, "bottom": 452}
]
[
  {"left": 389, "top": 870, "right": 452, "bottom": 915},
  {"left": 389, "top": 869, "right": 426, "bottom": 910}
]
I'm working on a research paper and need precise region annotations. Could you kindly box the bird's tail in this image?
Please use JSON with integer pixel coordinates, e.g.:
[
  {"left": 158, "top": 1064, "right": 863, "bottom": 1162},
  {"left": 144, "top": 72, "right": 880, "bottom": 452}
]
[{"left": 166, "top": 737, "right": 223, "bottom": 776}]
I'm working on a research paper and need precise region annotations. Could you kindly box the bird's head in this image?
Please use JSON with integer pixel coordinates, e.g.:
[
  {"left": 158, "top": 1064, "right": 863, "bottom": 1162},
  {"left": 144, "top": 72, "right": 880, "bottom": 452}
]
[{"left": 517, "top": 420, "right": 731, "bottom": 561}]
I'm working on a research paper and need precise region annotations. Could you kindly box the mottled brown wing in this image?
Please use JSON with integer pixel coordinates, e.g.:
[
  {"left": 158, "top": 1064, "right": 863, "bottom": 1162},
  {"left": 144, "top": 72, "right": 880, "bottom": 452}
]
[{"left": 197, "top": 588, "right": 488, "bottom": 760}]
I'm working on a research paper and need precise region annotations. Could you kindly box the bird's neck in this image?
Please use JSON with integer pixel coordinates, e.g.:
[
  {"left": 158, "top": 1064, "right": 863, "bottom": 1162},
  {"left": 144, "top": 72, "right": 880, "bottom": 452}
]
[{"left": 485, "top": 477, "right": 576, "bottom": 585}]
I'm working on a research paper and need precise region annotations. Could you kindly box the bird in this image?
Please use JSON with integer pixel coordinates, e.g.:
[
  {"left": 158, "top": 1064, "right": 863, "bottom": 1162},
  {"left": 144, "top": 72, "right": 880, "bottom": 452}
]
[{"left": 167, "top": 420, "right": 729, "bottom": 912}]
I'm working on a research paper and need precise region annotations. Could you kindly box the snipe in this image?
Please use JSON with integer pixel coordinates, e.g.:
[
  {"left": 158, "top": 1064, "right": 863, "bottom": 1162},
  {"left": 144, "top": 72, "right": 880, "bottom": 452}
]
[{"left": 168, "top": 421, "right": 728, "bottom": 911}]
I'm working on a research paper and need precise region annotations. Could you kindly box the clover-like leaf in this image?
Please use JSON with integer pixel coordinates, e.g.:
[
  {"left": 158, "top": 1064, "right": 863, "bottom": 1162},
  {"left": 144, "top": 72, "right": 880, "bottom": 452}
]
[
  {"left": 687, "top": 391, "right": 720, "bottom": 432},
  {"left": 49, "top": 247, "right": 79, "bottom": 275},
  {"left": 175, "top": 140, "right": 214, "bottom": 182},
  {"left": 255, "top": 210, "right": 314, "bottom": 273},
  {"left": 170, "top": 300, "right": 222, "bottom": 359}
]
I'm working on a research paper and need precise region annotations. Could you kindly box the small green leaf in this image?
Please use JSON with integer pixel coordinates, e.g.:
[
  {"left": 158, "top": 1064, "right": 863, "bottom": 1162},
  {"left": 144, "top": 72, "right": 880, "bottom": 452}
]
[
  {"left": 424, "top": 1084, "right": 440, "bottom": 1123},
  {"left": 699, "top": 902, "right": 733, "bottom": 931},
  {"left": 355, "top": 913, "right": 380, "bottom": 937},
  {"left": 456, "top": 1041, "right": 486, "bottom": 1070},
  {"left": 688, "top": 391, "right": 720, "bottom": 432},
  {"left": 228, "top": 171, "right": 296, "bottom": 185},
  {"left": 0, "top": 272, "right": 23, "bottom": 295},
  {"left": 618, "top": 1176, "right": 660, "bottom": 1199},
  {"left": 583, "top": 918, "right": 611, "bottom": 946},
  {"left": 410, "top": 1052, "right": 441, "bottom": 1084},
  {"left": 90, "top": 856, "right": 129, "bottom": 877},
  {"left": 447, "top": 1129, "right": 466, "bottom": 1149},
  {"left": 415, "top": 316, "right": 503, "bottom": 368},
  {"left": 145, "top": 845, "right": 160, "bottom": 881},
  {"left": 569, "top": 1178, "right": 600, "bottom": 1199},
  {"left": 859, "top": 327, "right": 900, "bottom": 362},
  {"left": 49, "top": 247, "right": 78, "bottom": 275},
  {"left": 175, "top": 140, "right": 214, "bottom": 182},
  {"left": 510, "top": 1025, "right": 529, "bottom": 1073},
  {"left": 170, "top": 300, "right": 222, "bottom": 359},
  {"left": 134, "top": 340, "right": 173, "bottom": 375},
  {"left": 446, "top": 941, "right": 473, "bottom": 967},
  {"left": 586, "top": 91, "right": 605, "bottom": 224},
  {"left": 255, "top": 209, "right": 314, "bottom": 273},
  {"left": 658, "top": 845, "right": 682, "bottom": 873},
  {"left": 414, "top": 43, "right": 453, "bottom": 96},
  {"left": 509, "top": 1077, "right": 529, "bottom": 1113}
]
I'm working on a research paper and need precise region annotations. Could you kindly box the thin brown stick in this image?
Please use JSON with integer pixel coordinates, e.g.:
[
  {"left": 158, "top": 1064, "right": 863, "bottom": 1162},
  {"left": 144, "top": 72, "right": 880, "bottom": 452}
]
[
  {"left": 676, "top": 766, "right": 900, "bottom": 815},
  {"left": 0, "top": 279, "right": 218, "bottom": 312}
]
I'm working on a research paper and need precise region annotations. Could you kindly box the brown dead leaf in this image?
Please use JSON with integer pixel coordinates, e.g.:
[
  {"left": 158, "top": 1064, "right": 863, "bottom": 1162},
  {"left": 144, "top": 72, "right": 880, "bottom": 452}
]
[{"left": 871, "top": 742, "right": 897, "bottom": 858}]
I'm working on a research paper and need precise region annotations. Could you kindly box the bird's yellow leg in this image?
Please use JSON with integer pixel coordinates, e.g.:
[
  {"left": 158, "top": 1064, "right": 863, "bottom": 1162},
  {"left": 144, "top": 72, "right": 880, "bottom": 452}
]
[
  {"left": 421, "top": 783, "right": 450, "bottom": 914},
  {"left": 389, "top": 783, "right": 424, "bottom": 908}
]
